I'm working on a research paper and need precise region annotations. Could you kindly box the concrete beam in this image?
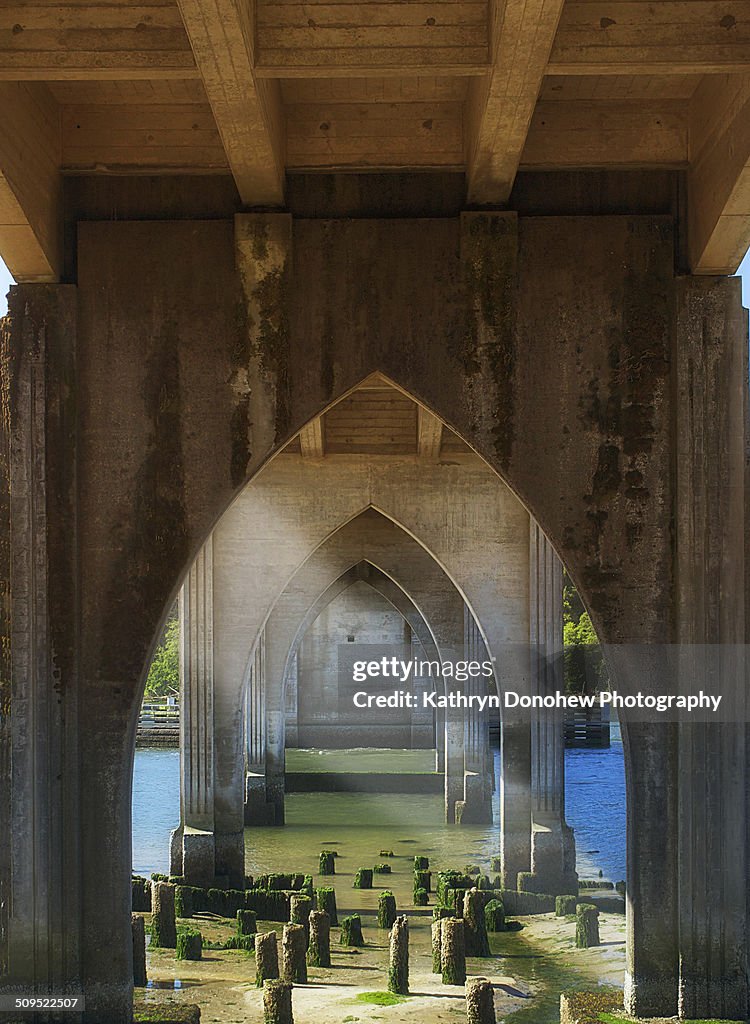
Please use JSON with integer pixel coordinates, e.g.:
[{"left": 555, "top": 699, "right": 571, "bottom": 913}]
[
  {"left": 688, "top": 73, "right": 750, "bottom": 274},
  {"left": 0, "top": 83, "right": 62, "bottom": 282},
  {"left": 465, "top": 0, "right": 565, "bottom": 204},
  {"left": 178, "top": 0, "right": 285, "bottom": 205},
  {"left": 299, "top": 417, "right": 324, "bottom": 458}
]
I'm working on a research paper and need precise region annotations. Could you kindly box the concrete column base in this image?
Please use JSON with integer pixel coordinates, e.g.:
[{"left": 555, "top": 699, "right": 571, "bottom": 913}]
[
  {"left": 526, "top": 820, "right": 578, "bottom": 895},
  {"left": 169, "top": 825, "right": 184, "bottom": 877},
  {"left": 245, "top": 773, "right": 277, "bottom": 826},
  {"left": 214, "top": 831, "right": 245, "bottom": 888},
  {"left": 501, "top": 833, "right": 532, "bottom": 891},
  {"left": 455, "top": 771, "right": 493, "bottom": 825},
  {"left": 182, "top": 827, "right": 216, "bottom": 888}
]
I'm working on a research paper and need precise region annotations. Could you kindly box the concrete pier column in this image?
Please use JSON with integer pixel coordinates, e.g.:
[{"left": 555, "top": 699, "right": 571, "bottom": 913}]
[
  {"left": 528, "top": 523, "right": 577, "bottom": 895},
  {"left": 177, "top": 538, "right": 216, "bottom": 886},
  {"left": 672, "top": 277, "right": 748, "bottom": 1022},
  {"left": 499, "top": 715, "right": 532, "bottom": 889},
  {"left": 263, "top": 621, "right": 287, "bottom": 824},
  {"left": 435, "top": 705, "right": 446, "bottom": 772},
  {"left": 244, "top": 632, "right": 276, "bottom": 825},
  {"left": 620, "top": 709, "right": 679, "bottom": 1018},
  {"left": 0, "top": 286, "right": 83, "bottom": 1002},
  {"left": 284, "top": 650, "right": 299, "bottom": 747},
  {"left": 444, "top": 709, "right": 465, "bottom": 824},
  {"left": 461, "top": 610, "right": 492, "bottom": 824}
]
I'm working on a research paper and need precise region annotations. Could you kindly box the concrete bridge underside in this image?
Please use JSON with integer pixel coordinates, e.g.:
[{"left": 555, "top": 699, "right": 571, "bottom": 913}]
[{"left": 0, "top": 205, "right": 747, "bottom": 1024}]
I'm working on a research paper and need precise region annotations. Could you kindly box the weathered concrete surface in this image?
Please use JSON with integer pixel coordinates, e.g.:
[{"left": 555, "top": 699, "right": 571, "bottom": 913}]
[
  {"left": 207, "top": 453, "right": 531, "bottom": 840},
  {"left": 294, "top": 580, "right": 424, "bottom": 747},
  {"left": 0, "top": 287, "right": 82, "bottom": 999},
  {"left": 255, "top": 509, "right": 470, "bottom": 824},
  {"left": 672, "top": 276, "right": 748, "bottom": 1022},
  {"left": 2, "top": 210, "right": 747, "bottom": 1021},
  {"left": 286, "top": 564, "right": 438, "bottom": 749}
]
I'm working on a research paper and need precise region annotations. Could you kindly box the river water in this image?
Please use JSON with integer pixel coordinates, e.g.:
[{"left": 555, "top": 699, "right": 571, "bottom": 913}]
[{"left": 132, "top": 730, "right": 626, "bottom": 881}]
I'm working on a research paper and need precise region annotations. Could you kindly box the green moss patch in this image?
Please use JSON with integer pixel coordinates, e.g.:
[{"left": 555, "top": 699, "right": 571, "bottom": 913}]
[
  {"left": 354, "top": 991, "right": 408, "bottom": 1006},
  {"left": 133, "top": 1002, "right": 201, "bottom": 1024}
]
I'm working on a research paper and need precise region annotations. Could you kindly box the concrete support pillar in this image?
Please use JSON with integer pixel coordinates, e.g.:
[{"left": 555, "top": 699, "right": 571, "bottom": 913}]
[
  {"left": 284, "top": 650, "right": 299, "bottom": 747},
  {"left": 528, "top": 523, "right": 577, "bottom": 895},
  {"left": 245, "top": 633, "right": 276, "bottom": 825},
  {"left": 0, "top": 286, "right": 84, "bottom": 1003},
  {"left": 264, "top": 618, "right": 287, "bottom": 825},
  {"left": 461, "top": 609, "right": 492, "bottom": 824},
  {"left": 444, "top": 710, "right": 464, "bottom": 824},
  {"left": 210, "top": 210, "right": 293, "bottom": 845},
  {"left": 499, "top": 716, "right": 532, "bottom": 889},
  {"left": 246, "top": 637, "right": 266, "bottom": 771},
  {"left": 670, "top": 277, "right": 748, "bottom": 1022},
  {"left": 176, "top": 538, "right": 216, "bottom": 886},
  {"left": 435, "top": 705, "right": 446, "bottom": 773},
  {"left": 621, "top": 709, "right": 679, "bottom": 1019}
]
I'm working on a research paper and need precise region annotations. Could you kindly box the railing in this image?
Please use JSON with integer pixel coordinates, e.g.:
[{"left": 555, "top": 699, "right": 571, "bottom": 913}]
[
  {"left": 138, "top": 698, "right": 179, "bottom": 728},
  {"left": 564, "top": 703, "right": 610, "bottom": 748},
  {"left": 137, "top": 698, "right": 179, "bottom": 747}
]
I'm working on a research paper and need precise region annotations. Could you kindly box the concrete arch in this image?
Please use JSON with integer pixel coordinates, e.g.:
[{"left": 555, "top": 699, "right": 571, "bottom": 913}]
[
  {"left": 234, "top": 508, "right": 492, "bottom": 829},
  {"left": 244, "top": 563, "right": 442, "bottom": 812},
  {"left": 210, "top": 457, "right": 530, "bottom": 732},
  {"left": 276, "top": 560, "right": 442, "bottom": 691},
  {"left": 6, "top": 215, "right": 745, "bottom": 1021}
]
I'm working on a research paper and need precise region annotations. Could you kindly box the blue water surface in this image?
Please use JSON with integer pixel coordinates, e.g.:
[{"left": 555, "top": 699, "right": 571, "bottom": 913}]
[{"left": 132, "top": 736, "right": 627, "bottom": 881}]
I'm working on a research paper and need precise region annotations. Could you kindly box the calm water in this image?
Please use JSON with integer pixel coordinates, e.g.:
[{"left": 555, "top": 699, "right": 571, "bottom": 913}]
[
  {"left": 564, "top": 725, "right": 626, "bottom": 882},
  {"left": 132, "top": 735, "right": 626, "bottom": 881}
]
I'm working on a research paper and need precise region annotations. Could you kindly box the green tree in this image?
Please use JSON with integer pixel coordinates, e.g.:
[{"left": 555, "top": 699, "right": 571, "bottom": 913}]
[
  {"left": 145, "top": 613, "right": 179, "bottom": 698},
  {"left": 563, "top": 576, "right": 606, "bottom": 694}
]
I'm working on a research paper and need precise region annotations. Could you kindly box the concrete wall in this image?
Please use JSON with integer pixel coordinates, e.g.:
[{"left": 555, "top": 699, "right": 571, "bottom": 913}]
[{"left": 294, "top": 581, "right": 430, "bottom": 748}]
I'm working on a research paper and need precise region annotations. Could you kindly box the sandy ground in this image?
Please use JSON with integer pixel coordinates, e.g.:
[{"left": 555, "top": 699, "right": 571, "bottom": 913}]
[{"left": 140, "top": 901, "right": 626, "bottom": 1024}]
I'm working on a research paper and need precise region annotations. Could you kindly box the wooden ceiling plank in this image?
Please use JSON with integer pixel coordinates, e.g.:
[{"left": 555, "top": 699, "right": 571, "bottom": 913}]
[
  {"left": 521, "top": 98, "right": 688, "bottom": 168},
  {"left": 0, "top": 3, "right": 198, "bottom": 79},
  {"left": 465, "top": 0, "right": 567, "bottom": 204},
  {"left": 549, "top": 0, "right": 750, "bottom": 75},
  {"left": 176, "top": 0, "right": 285, "bottom": 204}
]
